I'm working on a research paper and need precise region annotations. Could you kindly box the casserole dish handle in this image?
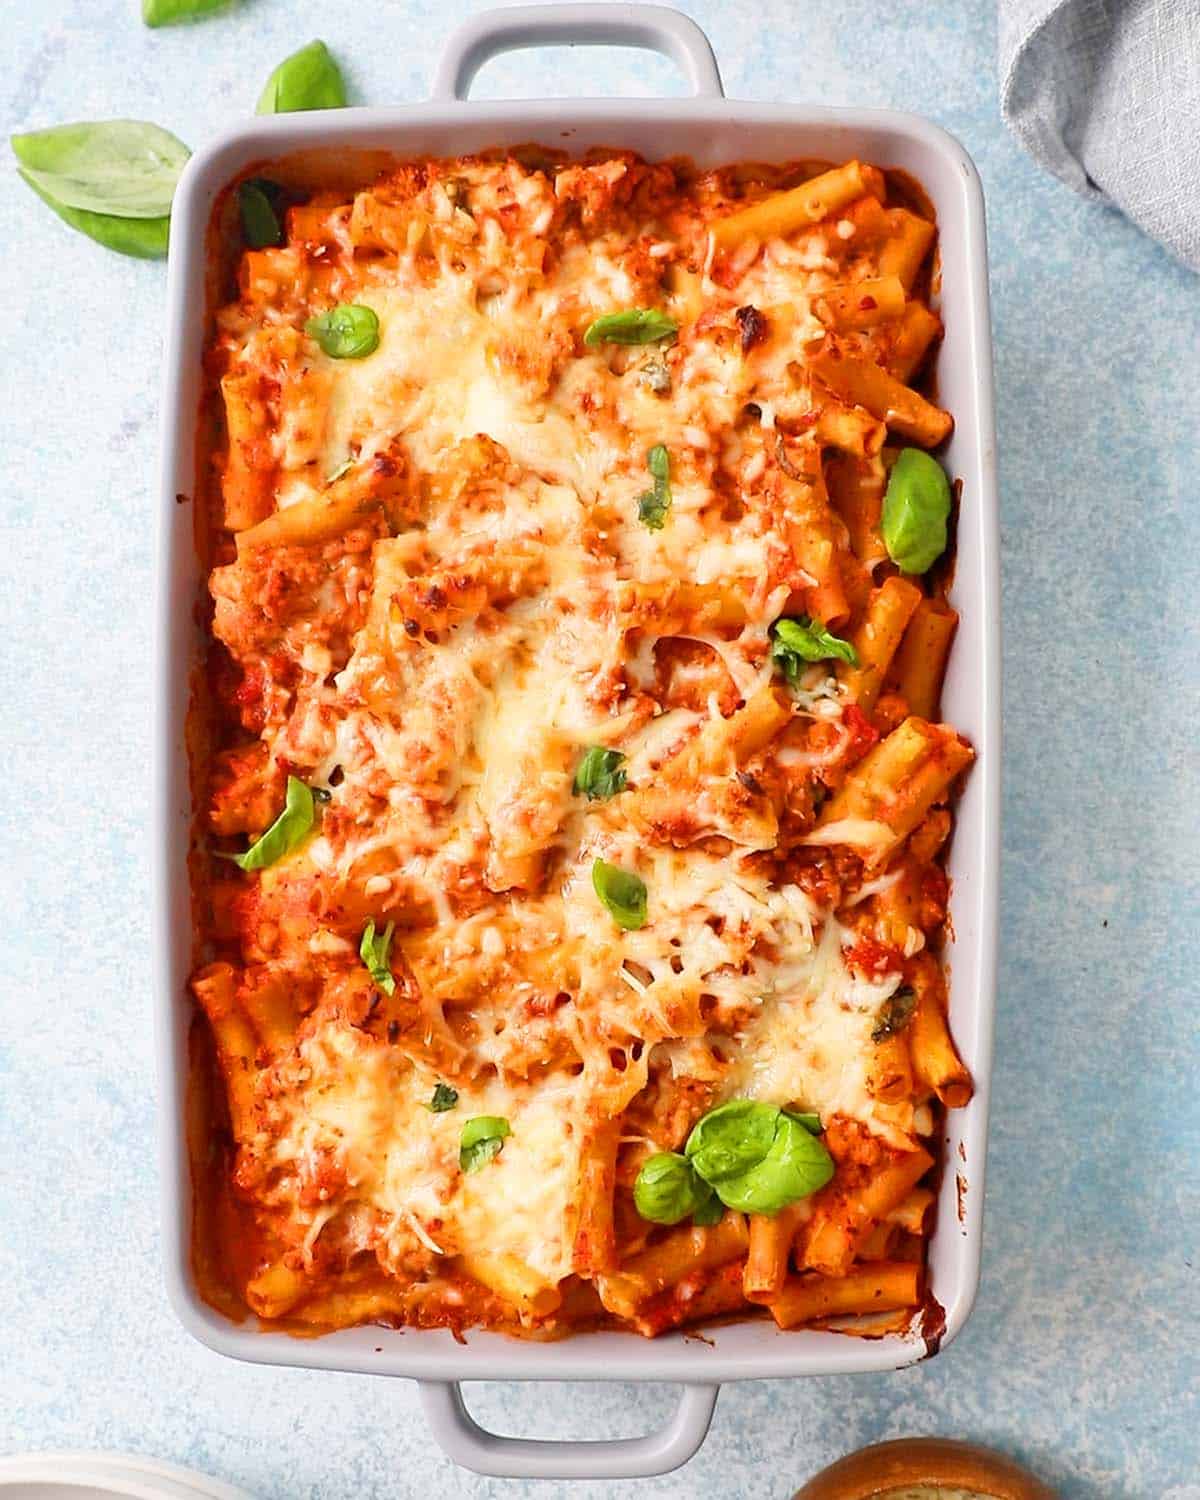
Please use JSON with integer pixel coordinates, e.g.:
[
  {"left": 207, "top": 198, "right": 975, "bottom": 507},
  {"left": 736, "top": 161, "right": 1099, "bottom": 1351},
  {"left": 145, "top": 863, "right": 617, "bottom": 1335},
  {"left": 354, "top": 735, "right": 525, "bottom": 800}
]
[
  {"left": 431, "top": 2, "right": 725, "bottom": 100},
  {"left": 419, "top": 1379, "right": 719, "bottom": 1479},
  {"left": 423, "top": 14, "right": 721, "bottom": 1479}
]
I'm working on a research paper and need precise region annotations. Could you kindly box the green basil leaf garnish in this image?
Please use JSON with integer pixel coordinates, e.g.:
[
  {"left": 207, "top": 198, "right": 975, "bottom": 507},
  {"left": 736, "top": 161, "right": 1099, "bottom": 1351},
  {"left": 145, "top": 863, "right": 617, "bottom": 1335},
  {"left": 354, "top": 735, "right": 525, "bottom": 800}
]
[
  {"left": 142, "top": 0, "right": 228, "bottom": 25},
  {"left": 633, "top": 1152, "right": 717, "bottom": 1225},
  {"left": 238, "top": 178, "right": 284, "bottom": 249},
  {"left": 683, "top": 1100, "right": 834, "bottom": 1216},
  {"left": 14, "top": 168, "right": 170, "bottom": 258},
  {"left": 881, "top": 448, "right": 951, "bottom": 574},
  {"left": 222, "top": 774, "right": 315, "bottom": 870},
  {"left": 11, "top": 120, "right": 190, "bottom": 219},
  {"left": 684, "top": 1104, "right": 834, "bottom": 1218},
  {"left": 428, "top": 1082, "right": 459, "bottom": 1113},
  {"left": 871, "top": 985, "right": 916, "bottom": 1043},
  {"left": 709, "top": 1110, "right": 835, "bottom": 1215},
  {"left": 306, "top": 303, "right": 380, "bottom": 359},
  {"left": 584, "top": 309, "right": 678, "bottom": 347},
  {"left": 636, "top": 443, "right": 672, "bottom": 531},
  {"left": 256, "top": 39, "right": 347, "bottom": 114},
  {"left": 637, "top": 494, "right": 668, "bottom": 530},
  {"left": 685, "top": 1099, "right": 780, "bottom": 1182},
  {"left": 770, "top": 616, "right": 859, "bottom": 682},
  {"left": 691, "top": 1192, "right": 726, "bottom": 1226},
  {"left": 359, "top": 919, "right": 397, "bottom": 996},
  {"left": 573, "top": 747, "right": 626, "bottom": 801},
  {"left": 591, "top": 858, "right": 648, "bottom": 931},
  {"left": 460, "top": 1115, "right": 510, "bottom": 1173}
]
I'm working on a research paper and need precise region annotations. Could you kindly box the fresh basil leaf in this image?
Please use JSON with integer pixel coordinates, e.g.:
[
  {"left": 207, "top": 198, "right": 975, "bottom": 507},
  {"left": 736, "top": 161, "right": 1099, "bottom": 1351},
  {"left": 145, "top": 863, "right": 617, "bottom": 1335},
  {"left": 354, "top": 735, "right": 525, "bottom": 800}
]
[
  {"left": 637, "top": 492, "right": 669, "bottom": 530},
  {"left": 15, "top": 168, "right": 170, "bottom": 258},
  {"left": 584, "top": 309, "right": 678, "bottom": 347},
  {"left": 591, "top": 858, "right": 648, "bottom": 931},
  {"left": 882, "top": 448, "right": 951, "bottom": 574},
  {"left": 359, "top": 918, "right": 397, "bottom": 996},
  {"left": 460, "top": 1115, "right": 510, "bottom": 1173},
  {"left": 428, "top": 1082, "right": 459, "bottom": 1113},
  {"left": 691, "top": 1192, "right": 725, "bottom": 1226},
  {"left": 573, "top": 747, "right": 626, "bottom": 801},
  {"left": 306, "top": 303, "right": 380, "bottom": 359},
  {"left": 12, "top": 121, "right": 189, "bottom": 219},
  {"left": 238, "top": 178, "right": 284, "bottom": 249},
  {"left": 636, "top": 443, "right": 672, "bottom": 531},
  {"left": 871, "top": 985, "right": 916, "bottom": 1042},
  {"left": 633, "top": 1152, "right": 715, "bottom": 1225},
  {"left": 685, "top": 1099, "right": 780, "bottom": 1183},
  {"left": 770, "top": 615, "right": 859, "bottom": 683},
  {"left": 785, "top": 1111, "right": 822, "bottom": 1135},
  {"left": 257, "top": 40, "right": 347, "bottom": 114},
  {"left": 142, "top": 0, "right": 228, "bottom": 25},
  {"left": 223, "top": 775, "right": 315, "bottom": 870},
  {"left": 647, "top": 445, "right": 670, "bottom": 483},
  {"left": 711, "top": 1110, "right": 834, "bottom": 1215}
]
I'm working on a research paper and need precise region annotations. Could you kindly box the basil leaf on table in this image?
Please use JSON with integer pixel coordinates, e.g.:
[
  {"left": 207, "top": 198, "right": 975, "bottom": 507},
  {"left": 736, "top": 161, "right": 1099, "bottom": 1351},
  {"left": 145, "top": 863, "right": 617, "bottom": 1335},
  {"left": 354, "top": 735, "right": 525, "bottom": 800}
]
[
  {"left": 584, "top": 309, "right": 678, "bottom": 347},
  {"left": 633, "top": 1152, "right": 717, "bottom": 1226},
  {"left": 257, "top": 40, "right": 347, "bottom": 114},
  {"left": 591, "top": 858, "right": 648, "bottom": 931},
  {"left": 11, "top": 121, "right": 189, "bottom": 218},
  {"left": 460, "top": 1116, "right": 510, "bottom": 1174},
  {"left": 219, "top": 775, "right": 315, "bottom": 870},
  {"left": 359, "top": 919, "right": 397, "bottom": 997},
  {"left": 13, "top": 169, "right": 170, "bottom": 258},
  {"left": 306, "top": 304, "right": 380, "bottom": 359},
  {"left": 143, "top": 0, "right": 229, "bottom": 26},
  {"left": 770, "top": 615, "right": 859, "bottom": 682},
  {"left": 12, "top": 120, "right": 189, "bottom": 258},
  {"left": 881, "top": 448, "right": 951, "bottom": 574},
  {"left": 573, "top": 747, "right": 627, "bottom": 801}
]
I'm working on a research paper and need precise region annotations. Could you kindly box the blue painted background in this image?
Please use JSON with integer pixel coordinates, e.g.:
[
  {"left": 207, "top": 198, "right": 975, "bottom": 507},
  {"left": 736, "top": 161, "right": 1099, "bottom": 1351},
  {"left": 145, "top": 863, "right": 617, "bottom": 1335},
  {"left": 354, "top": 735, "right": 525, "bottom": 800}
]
[{"left": 1, "top": 2, "right": 1196, "bottom": 1496}]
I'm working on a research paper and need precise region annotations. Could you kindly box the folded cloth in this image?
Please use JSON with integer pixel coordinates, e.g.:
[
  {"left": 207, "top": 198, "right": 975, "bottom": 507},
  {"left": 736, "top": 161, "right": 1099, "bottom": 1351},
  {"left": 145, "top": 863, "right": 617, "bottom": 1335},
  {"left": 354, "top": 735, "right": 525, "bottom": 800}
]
[{"left": 1000, "top": 0, "right": 1200, "bottom": 271}]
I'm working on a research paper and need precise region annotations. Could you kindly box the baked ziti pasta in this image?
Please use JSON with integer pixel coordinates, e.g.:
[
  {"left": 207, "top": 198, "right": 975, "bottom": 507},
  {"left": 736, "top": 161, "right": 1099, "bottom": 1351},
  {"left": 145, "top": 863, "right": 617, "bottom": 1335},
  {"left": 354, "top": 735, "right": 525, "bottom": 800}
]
[{"left": 188, "top": 149, "right": 973, "bottom": 1340}]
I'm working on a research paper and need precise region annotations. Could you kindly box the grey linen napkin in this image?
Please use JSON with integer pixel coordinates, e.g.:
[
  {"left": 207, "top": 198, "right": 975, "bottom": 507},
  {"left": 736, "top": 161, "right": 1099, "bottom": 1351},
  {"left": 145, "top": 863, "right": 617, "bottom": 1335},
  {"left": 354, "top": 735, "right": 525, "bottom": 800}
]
[{"left": 1000, "top": 0, "right": 1200, "bottom": 271}]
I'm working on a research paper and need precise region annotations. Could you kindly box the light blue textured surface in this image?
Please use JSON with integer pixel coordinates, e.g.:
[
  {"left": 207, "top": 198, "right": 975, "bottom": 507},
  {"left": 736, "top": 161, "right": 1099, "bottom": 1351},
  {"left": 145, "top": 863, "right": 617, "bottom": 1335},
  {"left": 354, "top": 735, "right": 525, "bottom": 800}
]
[{"left": 1, "top": 2, "right": 1197, "bottom": 1497}]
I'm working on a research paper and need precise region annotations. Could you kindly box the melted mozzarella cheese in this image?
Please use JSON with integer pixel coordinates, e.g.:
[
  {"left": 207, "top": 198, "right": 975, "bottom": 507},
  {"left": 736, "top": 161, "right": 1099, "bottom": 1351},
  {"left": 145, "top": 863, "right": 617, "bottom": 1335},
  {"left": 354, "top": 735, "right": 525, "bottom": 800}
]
[
  {"left": 724, "top": 913, "right": 911, "bottom": 1145},
  {"left": 216, "top": 156, "right": 939, "bottom": 1310},
  {"left": 305, "top": 274, "right": 626, "bottom": 504},
  {"left": 268, "top": 1026, "right": 587, "bottom": 1282}
]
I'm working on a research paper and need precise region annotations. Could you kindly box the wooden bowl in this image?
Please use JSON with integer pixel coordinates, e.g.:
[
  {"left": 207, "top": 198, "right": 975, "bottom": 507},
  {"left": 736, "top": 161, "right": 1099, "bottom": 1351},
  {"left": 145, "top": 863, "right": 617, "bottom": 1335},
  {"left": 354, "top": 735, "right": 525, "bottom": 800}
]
[{"left": 794, "top": 1438, "right": 1057, "bottom": 1500}]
